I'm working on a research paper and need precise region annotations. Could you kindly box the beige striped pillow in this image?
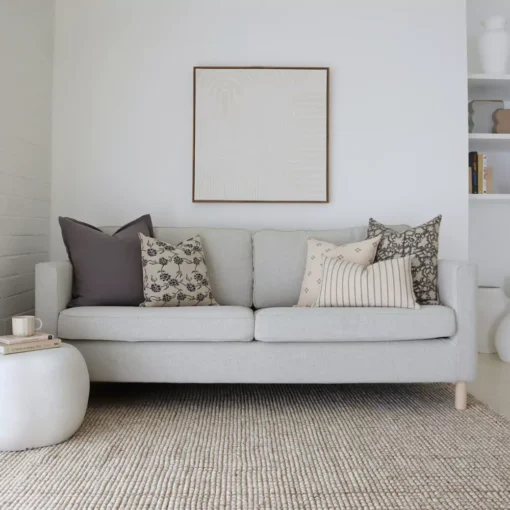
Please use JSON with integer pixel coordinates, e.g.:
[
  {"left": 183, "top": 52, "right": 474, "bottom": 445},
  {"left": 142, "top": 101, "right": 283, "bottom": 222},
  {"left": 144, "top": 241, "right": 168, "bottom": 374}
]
[{"left": 313, "top": 255, "right": 419, "bottom": 309}]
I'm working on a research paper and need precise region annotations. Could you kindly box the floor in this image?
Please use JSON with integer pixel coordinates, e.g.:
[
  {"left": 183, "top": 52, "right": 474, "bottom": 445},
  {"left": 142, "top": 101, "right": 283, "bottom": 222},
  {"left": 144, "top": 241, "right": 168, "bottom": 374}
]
[
  {"left": 3, "top": 383, "right": 509, "bottom": 509},
  {"left": 469, "top": 353, "right": 510, "bottom": 419}
]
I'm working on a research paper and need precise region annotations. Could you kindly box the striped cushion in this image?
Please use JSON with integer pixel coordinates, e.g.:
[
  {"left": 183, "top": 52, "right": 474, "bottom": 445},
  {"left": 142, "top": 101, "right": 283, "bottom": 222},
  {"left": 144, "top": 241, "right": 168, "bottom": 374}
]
[
  {"left": 297, "top": 236, "right": 381, "bottom": 307},
  {"left": 314, "top": 255, "right": 420, "bottom": 310}
]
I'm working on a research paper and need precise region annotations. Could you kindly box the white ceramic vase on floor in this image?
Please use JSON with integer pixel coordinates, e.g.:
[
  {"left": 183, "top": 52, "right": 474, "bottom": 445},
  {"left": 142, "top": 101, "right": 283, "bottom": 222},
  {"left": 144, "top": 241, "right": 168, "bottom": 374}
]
[
  {"left": 496, "top": 279, "right": 510, "bottom": 362},
  {"left": 477, "top": 288, "right": 509, "bottom": 353},
  {"left": 496, "top": 315, "right": 510, "bottom": 362},
  {"left": 478, "top": 15, "right": 509, "bottom": 75}
]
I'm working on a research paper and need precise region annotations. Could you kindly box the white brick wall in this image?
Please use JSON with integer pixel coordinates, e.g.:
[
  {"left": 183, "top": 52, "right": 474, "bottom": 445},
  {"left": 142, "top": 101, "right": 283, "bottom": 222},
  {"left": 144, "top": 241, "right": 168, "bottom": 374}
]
[{"left": 0, "top": 1, "right": 54, "bottom": 335}]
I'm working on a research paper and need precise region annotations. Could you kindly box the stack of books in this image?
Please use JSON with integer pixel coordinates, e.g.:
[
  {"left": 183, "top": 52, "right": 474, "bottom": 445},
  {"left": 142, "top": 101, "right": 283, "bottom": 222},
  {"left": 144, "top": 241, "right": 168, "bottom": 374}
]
[
  {"left": 469, "top": 152, "right": 493, "bottom": 194},
  {"left": 0, "top": 333, "right": 61, "bottom": 355}
]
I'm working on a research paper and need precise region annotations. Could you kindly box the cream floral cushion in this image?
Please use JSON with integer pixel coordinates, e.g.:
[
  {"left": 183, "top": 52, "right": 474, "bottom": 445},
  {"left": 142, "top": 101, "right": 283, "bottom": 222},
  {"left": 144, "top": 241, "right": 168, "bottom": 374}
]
[
  {"left": 297, "top": 236, "right": 381, "bottom": 307},
  {"left": 139, "top": 233, "right": 216, "bottom": 307}
]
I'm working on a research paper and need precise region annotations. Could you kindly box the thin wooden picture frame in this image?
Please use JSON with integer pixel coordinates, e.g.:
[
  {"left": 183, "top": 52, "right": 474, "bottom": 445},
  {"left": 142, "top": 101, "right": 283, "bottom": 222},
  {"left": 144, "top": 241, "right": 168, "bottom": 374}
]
[{"left": 192, "top": 66, "right": 330, "bottom": 203}]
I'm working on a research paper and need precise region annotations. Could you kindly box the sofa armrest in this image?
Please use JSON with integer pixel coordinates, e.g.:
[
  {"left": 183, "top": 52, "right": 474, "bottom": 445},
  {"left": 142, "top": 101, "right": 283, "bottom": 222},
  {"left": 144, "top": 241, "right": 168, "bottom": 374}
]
[
  {"left": 35, "top": 261, "right": 73, "bottom": 336},
  {"left": 437, "top": 260, "right": 477, "bottom": 382}
]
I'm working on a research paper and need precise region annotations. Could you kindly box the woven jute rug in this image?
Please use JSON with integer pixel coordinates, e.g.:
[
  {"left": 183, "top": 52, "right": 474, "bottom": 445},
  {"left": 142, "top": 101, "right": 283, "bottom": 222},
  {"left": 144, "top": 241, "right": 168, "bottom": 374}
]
[{"left": 1, "top": 384, "right": 509, "bottom": 510}]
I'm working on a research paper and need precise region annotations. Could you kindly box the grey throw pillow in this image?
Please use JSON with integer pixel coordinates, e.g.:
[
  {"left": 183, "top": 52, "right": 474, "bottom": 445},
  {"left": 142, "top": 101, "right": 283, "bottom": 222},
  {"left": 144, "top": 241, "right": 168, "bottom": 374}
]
[
  {"left": 366, "top": 215, "right": 441, "bottom": 305},
  {"left": 59, "top": 215, "right": 154, "bottom": 307}
]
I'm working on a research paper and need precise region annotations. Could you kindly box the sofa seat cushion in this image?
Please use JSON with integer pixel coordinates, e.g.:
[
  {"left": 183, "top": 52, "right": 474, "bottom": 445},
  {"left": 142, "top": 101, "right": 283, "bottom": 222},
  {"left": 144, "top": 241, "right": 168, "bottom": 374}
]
[
  {"left": 59, "top": 306, "right": 254, "bottom": 342},
  {"left": 254, "top": 306, "right": 456, "bottom": 342}
]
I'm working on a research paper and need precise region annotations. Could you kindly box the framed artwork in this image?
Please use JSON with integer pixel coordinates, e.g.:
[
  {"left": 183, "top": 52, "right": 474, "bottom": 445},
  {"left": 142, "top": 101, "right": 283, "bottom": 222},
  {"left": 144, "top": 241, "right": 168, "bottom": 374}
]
[{"left": 193, "top": 66, "right": 329, "bottom": 203}]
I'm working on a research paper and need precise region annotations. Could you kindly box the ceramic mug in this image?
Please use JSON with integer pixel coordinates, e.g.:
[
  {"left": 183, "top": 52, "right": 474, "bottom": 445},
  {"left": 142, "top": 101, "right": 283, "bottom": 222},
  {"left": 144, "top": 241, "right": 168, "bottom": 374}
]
[{"left": 12, "top": 315, "right": 43, "bottom": 337}]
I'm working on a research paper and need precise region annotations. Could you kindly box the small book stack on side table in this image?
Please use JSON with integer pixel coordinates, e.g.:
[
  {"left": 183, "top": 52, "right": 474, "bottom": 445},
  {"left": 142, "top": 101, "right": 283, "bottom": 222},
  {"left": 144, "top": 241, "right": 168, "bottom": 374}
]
[{"left": 0, "top": 333, "right": 61, "bottom": 355}]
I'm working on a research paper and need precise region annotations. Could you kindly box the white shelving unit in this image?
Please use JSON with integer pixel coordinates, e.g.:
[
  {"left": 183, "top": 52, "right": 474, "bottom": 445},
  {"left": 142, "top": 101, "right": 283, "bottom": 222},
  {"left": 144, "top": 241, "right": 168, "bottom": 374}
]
[
  {"left": 468, "top": 73, "right": 510, "bottom": 101},
  {"left": 469, "top": 73, "right": 510, "bottom": 86},
  {"left": 469, "top": 194, "right": 510, "bottom": 202},
  {"left": 468, "top": 74, "right": 510, "bottom": 200},
  {"left": 469, "top": 133, "right": 510, "bottom": 152}
]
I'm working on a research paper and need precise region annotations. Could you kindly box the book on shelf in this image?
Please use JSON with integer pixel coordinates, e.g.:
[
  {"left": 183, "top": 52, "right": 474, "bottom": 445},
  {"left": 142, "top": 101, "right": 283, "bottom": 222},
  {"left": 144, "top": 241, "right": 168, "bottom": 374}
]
[
  {"left": 0, "top": 338, "right": 61, "bottom": 355},
  {"left": 0, "top": 333, "right": 54, "bottom": 345},
  {"left": 468, "top": 152, "right": 492, "bottom": 194},
  {"left": 479, "top": 153, "right": 487, "bottom": 194},
  {"left": 485, "top": 166, "right": 493, "bottom": 194},
  {"left": 469, "top": 151, "right": 478, "bottom": 194}
]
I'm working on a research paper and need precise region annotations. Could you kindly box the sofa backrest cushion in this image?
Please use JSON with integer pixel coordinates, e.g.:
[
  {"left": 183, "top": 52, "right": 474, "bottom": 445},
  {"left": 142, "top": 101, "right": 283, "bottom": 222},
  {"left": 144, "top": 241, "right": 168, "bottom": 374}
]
[
  {"left": 252, "top": 226, "right": 407, "bottom": 308},
  {"left": 102, "top": 227, "right": 253, "bottom": 307}
]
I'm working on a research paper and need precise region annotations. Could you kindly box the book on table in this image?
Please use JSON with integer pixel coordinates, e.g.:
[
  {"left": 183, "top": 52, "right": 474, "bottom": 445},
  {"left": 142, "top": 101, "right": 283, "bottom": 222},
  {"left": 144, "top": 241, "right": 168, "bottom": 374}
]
[
  {"left": 0, "top": 338, "right": 61, "bottom": 355},
  {"left": 0, "top": 333, "right": 54, "bottom": 345},
  {"left": 0, "top": 333, "right": 61, "bottom": 355}
]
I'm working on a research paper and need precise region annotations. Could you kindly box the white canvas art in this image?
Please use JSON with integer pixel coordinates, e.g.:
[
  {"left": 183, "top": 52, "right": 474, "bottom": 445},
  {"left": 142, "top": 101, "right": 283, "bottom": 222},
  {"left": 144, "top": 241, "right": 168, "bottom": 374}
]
[{"left": 193, "top": 67, "right": 329, "bottom": 202}]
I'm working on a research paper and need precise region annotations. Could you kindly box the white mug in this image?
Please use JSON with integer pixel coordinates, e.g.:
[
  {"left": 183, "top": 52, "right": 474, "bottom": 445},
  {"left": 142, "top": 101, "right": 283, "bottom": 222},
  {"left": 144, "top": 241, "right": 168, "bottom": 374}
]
[{"left": 12, "top": 315, "right": 43, "bottom": 337}]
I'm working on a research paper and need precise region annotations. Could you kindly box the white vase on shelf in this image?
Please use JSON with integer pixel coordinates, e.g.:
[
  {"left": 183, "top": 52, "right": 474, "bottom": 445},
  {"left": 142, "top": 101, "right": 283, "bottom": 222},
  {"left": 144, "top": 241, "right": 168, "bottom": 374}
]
[{"left": 478, "top": 15, "right": 509, "bottom": 74}]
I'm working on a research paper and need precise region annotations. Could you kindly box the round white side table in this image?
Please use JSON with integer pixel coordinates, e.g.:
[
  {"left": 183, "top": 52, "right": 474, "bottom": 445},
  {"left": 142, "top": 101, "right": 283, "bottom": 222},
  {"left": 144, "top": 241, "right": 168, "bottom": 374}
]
[{"left": 0, "top": 343, "right": 90, "bottom": 451}]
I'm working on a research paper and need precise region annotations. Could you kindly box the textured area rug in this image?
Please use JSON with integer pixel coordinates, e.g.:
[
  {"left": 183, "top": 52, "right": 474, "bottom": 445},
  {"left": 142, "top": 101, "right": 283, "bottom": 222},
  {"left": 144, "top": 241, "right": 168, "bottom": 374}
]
[{"left": 1, "top": 384, "right": 510, "bottom": 510}]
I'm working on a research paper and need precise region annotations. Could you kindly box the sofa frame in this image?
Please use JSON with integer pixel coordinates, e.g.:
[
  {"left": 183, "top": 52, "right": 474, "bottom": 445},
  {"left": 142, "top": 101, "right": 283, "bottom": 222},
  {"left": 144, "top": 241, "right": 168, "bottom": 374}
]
[{"left": 36, "top": 227, "right": 477, "bottom": 410}]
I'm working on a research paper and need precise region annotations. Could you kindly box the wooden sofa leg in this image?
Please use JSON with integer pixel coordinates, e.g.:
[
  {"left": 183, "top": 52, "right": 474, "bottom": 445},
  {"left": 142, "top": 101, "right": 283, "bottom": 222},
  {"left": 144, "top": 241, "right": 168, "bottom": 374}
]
[{"left": 455, "top": 382, "right": 467, "bottom": 410}]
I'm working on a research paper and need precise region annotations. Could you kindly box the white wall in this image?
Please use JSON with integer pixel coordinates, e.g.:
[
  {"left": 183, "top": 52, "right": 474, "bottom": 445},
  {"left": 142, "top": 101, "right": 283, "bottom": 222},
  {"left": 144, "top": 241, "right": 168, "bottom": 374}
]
[
  {"left": 467, "top": 0, "right": 510, "bottom": 287},
  {"left": 0, "top": 1, "right": 54, "bottom": 334},
  {"left": 51, "top": 0, "right": 468, "bottom": 261}
]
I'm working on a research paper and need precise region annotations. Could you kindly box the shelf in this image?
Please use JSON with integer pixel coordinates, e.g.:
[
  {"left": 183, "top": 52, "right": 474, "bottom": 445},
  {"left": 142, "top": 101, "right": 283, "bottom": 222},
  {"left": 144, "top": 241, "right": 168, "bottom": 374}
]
[
  {"left": 469, "top": 194, "right": 510, "bottom": 202},
  {"left": 468, "top": 74, "right": 510, "bottom": 101},
  {"left": 468, "top": 73, "right": 510, "bottom": 85},
  {"left": 469, "top": 133, "right": 510, "bottom": 151}
]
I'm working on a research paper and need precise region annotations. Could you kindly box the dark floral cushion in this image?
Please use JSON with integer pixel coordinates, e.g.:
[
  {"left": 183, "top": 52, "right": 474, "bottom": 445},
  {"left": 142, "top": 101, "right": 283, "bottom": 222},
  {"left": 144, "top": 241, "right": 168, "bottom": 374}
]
[
  {"left": 139, "top": 233, "right": 217, "bottom": 307},
  {"left": 366, "top": 216, "right": 442, "bottom": 305}
]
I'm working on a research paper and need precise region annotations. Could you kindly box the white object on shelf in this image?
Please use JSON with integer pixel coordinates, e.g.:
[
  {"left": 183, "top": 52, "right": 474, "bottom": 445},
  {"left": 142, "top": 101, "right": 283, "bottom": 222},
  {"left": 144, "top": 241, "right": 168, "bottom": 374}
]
[
  {"left": 0, "top": 343, "right": 89, "bottom": 451},
  {"left": 478, "top": 15, "right": 509, "bottom": 75},
  {"left": 477, "top": 287, "right": 509, "bottom": 353}
]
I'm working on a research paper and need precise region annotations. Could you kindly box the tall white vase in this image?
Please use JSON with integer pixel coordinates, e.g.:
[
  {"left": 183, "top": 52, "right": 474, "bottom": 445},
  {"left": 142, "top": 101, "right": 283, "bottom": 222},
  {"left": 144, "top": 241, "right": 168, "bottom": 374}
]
[
  {"left": 495, "top": 314, "right": 510, "bottom": 362},
  {"left": 477, "top": 288, "right": 508, "bottom": 353},
  {"left": 478, "top": 15, "right": 509, "bottom": 75}
]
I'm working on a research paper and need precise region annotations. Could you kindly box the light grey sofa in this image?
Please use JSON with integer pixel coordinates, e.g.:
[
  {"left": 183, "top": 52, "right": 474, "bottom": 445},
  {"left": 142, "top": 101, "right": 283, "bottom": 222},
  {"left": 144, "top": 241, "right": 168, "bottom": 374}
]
[{"left": 35, "top": 226, "right": 477, "bottom": 409}]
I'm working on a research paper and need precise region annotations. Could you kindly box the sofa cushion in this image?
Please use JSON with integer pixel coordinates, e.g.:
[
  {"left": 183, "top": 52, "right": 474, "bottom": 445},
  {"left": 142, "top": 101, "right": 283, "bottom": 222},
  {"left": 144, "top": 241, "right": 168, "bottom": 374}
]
[
  {"left": 60, "top": 214, "right": 154, "bottom": 307},
  {"left": 315, "top": 254, "right": 419, "bottom": 310},
  {"left": 102, "top": 227, "right": 253, "bottom": 307},
  {"left": 254, "top": 306, "right": 456, "bottom": 342},
  {"left": 253, "top": 227, "right": 408, "bottom": 308},
  {"left": 297, "top": 236, "right": 381, "bottom": 307},
  {"left": 139, "top": 234, "right": 216, "bottom": 307},
  {"left": 59, "top": 306, "right": 254, "bottom": 342},
  {"left": 367, "top": 216, "right": 442, "bottom": 305}
]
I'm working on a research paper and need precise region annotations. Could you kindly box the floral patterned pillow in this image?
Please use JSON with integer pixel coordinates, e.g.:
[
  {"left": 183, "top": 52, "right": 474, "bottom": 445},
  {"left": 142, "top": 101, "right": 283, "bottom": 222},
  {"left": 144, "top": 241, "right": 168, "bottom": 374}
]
[
  {"left": 139, "top": 233, "right": 217, "bottom": 307},
  {"left": 366, "top": 216, "right": 441, "bottom": 305}
]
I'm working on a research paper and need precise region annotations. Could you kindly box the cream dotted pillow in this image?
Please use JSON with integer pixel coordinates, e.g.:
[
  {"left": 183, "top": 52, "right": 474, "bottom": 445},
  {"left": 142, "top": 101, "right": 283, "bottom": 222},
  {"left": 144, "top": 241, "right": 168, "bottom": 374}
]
[{"left": 297, "top": 236, "right": 381, "bottom": 307}]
